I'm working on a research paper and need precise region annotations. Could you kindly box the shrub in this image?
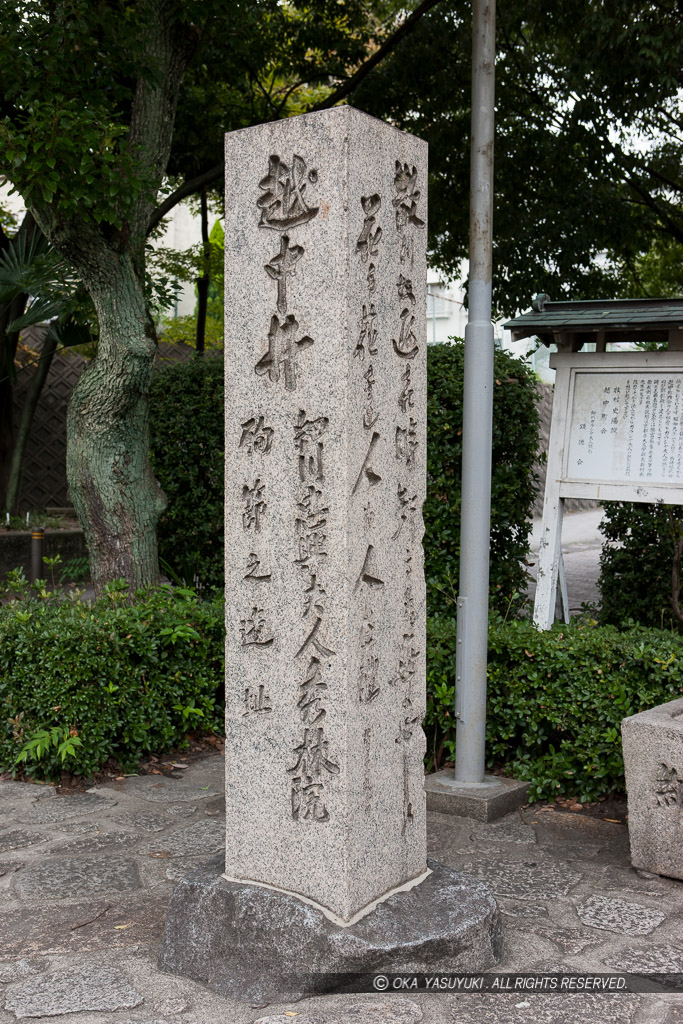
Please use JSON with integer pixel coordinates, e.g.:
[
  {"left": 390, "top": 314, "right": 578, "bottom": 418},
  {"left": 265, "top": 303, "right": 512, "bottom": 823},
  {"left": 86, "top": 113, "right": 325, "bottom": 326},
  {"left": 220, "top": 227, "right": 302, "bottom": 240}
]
[
  {"left": 426, "top": 342, "right": 540, "bottom": 616},
  {"left": 0, "top": 578, "right": 224, "bottom": 780},
  {"left": 599, "top": 501, "right": 683, "bottom": 629},
  {"left": 426, "top": 614, "right": 683, "bottom": 802},
  {"left": 149, "top": 355, "right": 224, "bottom": 592},
  {"left": 150, "top": 344, "right": 541, "bottom": 613}
]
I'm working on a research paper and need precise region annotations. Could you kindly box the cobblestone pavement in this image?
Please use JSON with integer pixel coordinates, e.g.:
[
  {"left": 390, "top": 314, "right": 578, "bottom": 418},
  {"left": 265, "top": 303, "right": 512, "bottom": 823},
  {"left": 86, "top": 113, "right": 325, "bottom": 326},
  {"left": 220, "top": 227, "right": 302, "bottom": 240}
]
[{"left": 1, "top": 754, "right": 682, "bottom": 1023}]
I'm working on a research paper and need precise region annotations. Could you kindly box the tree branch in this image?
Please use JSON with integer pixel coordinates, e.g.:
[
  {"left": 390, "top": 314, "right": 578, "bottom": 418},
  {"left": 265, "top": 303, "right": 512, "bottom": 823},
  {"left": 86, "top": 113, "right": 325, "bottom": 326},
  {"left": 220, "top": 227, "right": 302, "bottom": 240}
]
[
  {"left": 624, "top": 174, "right": 683, "bottom": 246},
  {"left": 146, "top": 0, "right": 446, "bottom": 234},
  {"left": 312, "top": 0, "right": 446, "bottom": 111},
  {"left": 148, "top": 163, "right": 224, "bottom": 233}
]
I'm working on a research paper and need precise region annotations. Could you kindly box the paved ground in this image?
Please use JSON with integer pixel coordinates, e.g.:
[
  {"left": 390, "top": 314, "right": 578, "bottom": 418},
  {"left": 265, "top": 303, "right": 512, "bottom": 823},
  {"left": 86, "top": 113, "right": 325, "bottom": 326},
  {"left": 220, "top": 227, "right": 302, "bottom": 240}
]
[
  {"left": 526, "top": 508, "right": 605, "bottom": 614},
  {"left": 1, "top": 753, "right": 683, "bottom": 1024}
]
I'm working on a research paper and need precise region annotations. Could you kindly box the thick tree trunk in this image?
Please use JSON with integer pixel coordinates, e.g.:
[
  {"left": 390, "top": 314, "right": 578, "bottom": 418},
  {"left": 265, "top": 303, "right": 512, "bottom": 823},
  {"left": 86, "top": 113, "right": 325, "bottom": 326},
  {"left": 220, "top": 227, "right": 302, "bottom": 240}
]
[
  {"left": 66, "top": 251, "right": 166, "bottom": 593},
  {"left": 28, "top": 3, "right": 194, "bottom": 591}
]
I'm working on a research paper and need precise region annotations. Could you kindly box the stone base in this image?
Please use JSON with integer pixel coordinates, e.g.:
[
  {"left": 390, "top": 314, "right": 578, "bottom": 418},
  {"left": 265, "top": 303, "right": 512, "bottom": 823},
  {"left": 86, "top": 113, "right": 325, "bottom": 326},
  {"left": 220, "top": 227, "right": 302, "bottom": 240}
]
[
  {"left": 424, "top": 771, "right": 530, "bottom": 822},
  {"left": 158, "top": 856, "right": 503, "bottom": 1005},
  {"left": 622, "top": 696, "right": 683, "bottom": 881}
]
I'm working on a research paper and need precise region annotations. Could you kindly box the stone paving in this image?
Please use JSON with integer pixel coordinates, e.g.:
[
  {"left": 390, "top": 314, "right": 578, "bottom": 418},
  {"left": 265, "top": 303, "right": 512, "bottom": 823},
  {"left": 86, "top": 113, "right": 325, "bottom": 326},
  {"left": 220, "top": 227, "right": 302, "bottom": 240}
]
[{"left": 1, "top": 754, "right": 683, "bottom": 1023}]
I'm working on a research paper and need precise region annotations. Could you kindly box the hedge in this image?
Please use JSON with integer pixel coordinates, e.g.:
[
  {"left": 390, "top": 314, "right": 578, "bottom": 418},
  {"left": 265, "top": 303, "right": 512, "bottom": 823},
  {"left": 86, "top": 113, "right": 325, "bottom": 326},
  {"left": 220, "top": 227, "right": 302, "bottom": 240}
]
[
  {"left": 425, "top": 342, "right": 540, "bottom": 615},
  {"left": 0, "top": 577, "right": 224, "bottom": 780},
  {"left": 149, "top": 354, "right": 224, "bottom": 594},
  {"left": 426, "top": 613, "right": 683, "bottom": 802},
  {"left": 149, "top": 342, "right": 541, "bottom": 615},
  {"left": 599, "top": 501, "right": 683, "bottom": 630},
  {"left": 4, "top": 573, "right": 681, "bottom": 799}
]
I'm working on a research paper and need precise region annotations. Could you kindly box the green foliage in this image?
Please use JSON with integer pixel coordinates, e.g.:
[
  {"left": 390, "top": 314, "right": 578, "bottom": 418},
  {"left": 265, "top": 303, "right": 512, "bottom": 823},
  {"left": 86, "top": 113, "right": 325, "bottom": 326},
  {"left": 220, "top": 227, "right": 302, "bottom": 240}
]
[
  {"left": 149, "top": 344, "right": 540, "bottom": 604},
  {"left": 426, "top": 614, "right": 683, "bottom": 802},
  {"left": 57, "top": 556, "right": 91, "bottom": 585},
  {"left": 0, "top": 582, "right": 224, "bottom": 780},
  {"left": 353, "top": 0, "right": 683, "bottom": 313},
  {"left": 426, "top": 342, "right": 540, "bottom": 616},
  {"left": 149, "top": 355, "right": 224, "bottom": 592},
  {"left": 599, "top": 502, "right": 683, "bottom": 630},
  {"left": 617, "top": 231, "right": 683, "bottom": 300},
  {"left": 154, "top": 217, "right": 224, "bottom": 350}
]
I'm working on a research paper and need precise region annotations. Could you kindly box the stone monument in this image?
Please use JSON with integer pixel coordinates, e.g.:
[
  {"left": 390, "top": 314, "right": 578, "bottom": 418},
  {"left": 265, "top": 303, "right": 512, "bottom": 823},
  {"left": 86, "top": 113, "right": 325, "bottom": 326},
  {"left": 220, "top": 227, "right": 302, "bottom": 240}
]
[
  {"left": 159, "top": 106, "right": 501, "bottom": 1003},
  {"left": 622, "top": 696, "right": 683, "bottom": 881}
]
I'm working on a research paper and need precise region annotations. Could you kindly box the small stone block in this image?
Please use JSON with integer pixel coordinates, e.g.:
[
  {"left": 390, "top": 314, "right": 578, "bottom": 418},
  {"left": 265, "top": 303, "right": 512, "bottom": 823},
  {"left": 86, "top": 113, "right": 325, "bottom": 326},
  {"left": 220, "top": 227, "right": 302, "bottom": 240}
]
[
  {"left": 4, "top": 965, "right": 142, "bottom": 1018},
  {"left": 622, "top": 696, "right": 683, "bottom": 880},
  {"left": 424, "top": 771, "right": 530, "bottom": 822},
  {"left": 576, "top": 894, "right": 665, "bottom": 935},
  {"left": 255, "top": 1001, "right": 422, "bottom": 1024},
  {"left": 158, "top": 856, "right": 502, "bottom": 1005}
]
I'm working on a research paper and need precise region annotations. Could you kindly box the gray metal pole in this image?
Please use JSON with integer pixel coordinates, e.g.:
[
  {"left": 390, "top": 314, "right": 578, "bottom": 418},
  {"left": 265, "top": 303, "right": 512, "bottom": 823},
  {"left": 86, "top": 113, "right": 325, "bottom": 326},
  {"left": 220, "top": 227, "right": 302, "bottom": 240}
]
[{"left": 454, "top": 0, "right": 496, "bottom": 783}]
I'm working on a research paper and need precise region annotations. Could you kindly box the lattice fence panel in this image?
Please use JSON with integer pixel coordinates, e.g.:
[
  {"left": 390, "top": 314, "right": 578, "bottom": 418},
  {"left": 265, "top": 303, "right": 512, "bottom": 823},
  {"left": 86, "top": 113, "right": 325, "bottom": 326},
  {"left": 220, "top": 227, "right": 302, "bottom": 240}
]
[
  {"left": 11, "top": 333, "right": 195, "bottom": 511},
  {"left": 12, "top": 330, "right": 87, "bottom": 510}
]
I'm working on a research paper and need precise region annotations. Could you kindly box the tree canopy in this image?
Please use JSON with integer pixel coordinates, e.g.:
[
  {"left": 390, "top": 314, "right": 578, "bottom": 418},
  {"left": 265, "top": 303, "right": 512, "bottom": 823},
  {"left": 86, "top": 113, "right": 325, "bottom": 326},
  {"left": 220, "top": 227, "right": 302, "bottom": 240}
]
[
  {"left": 0, "top": 0, "right": 680, "bottom": 583},
  {"left": 350, "top": 0, "right": 683, "bottom": 311}
]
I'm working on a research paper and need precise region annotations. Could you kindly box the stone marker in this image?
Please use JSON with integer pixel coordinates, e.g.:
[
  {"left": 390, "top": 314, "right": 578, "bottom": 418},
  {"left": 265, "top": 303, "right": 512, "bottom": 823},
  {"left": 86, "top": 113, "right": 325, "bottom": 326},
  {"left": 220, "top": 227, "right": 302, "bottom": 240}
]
[
  {"left": 222, "top": 104, "right": 428, "bottom": 926},
  {"left": 159, "top": 106, "right": 501, "bottom": 1001},
  {"left": 622, "top": 695, "right": 683, "bottom": 881}
]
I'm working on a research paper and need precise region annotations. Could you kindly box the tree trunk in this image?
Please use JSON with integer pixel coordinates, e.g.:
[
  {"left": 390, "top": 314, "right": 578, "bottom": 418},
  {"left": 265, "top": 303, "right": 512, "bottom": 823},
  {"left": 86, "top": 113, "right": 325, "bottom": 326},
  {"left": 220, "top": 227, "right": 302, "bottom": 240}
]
[
  {"left": 66, "top": 250, "right": 166, "bottom": 593},
  {"left": 5, "top": 330, "right": 59, "bottom": 514}
]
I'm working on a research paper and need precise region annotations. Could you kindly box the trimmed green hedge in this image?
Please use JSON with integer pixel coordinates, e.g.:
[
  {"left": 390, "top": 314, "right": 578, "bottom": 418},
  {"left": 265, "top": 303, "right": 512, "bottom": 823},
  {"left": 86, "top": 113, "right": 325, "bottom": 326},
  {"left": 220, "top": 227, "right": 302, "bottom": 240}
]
[
  {"left": 149, "top": 343, "right": 541, "bottom": 616},
  {"left": 4, "top": 572, "right": 682, "bottom": 801},
  {"left": 425, "top": 342, "right": 540, "bottom": 616},
  {"left": 599, "top": 501, "right": 682, "bottom": 630},
  {"left": 149, "top": 354, "right": 224, "bottom": 594},
  {"left": 426, "top": 614, "right": 683, "bottom": 802},
  {"left": 0, "top": 579, "right": 224, "bottom": 780}
]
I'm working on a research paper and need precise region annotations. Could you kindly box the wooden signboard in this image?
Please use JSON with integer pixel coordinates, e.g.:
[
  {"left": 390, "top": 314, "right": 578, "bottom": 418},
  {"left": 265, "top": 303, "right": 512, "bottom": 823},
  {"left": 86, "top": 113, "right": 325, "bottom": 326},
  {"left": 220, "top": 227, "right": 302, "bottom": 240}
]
[{"left": 533, "top": 350, "right": 683, "bottom": 629}]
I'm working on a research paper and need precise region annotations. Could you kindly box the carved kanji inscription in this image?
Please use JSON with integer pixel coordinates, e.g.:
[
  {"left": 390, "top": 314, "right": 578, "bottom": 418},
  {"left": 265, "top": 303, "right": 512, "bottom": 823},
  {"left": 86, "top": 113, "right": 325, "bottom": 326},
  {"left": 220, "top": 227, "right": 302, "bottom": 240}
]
[
  {"left": 352, "top": 432, "right": 382, "bottom": 495},
  {"left": 393, "top": 308, "right": 419, "bottom": 360},
  {"left": 239, "top": 416, "right": 274, "bottom": 454},
  {"left": 295, "top": 409, "right": 329, "bottom": 483},
  {"left": 242, "top": 478, "right": 267, "bottom": 531},
  {"left": 265, "top": 234, "right": 304, "bottom": 313},
  {"left": 255, "top": 313, "right": 313, "bottom": 391},
  {"left": 258, "top": 154, "right": 319, "bottom": 230},
  {"left": 356, "top": 194, "right": 383, "bottom": 262}
]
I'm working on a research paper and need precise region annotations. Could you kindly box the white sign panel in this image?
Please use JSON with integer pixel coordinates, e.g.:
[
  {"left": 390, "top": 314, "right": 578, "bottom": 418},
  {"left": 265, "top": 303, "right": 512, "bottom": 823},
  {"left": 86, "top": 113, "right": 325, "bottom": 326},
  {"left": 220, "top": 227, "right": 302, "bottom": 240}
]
[
  {"left": 565, "top": 370, "right": 683, "bottom": 486},
  {"left": 534, "top": 351, "right": 683, "bottom": 629}
]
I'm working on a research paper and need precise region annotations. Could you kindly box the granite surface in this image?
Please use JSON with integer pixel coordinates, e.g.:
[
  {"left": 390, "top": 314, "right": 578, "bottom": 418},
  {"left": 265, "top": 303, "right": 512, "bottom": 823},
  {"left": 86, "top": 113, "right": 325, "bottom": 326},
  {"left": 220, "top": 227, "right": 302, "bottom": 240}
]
[
  {"left": 223, "top": 107, "right": 428, "bottom": 922},
  {"left": 0, "top": 757, "right": 682, "bottom": 1022},
  {"left": 623, "top": 696, "right": 683, "bottom": 880},
  {"left": 158, "top": 856, "right": 502, "bottom": 1004}
]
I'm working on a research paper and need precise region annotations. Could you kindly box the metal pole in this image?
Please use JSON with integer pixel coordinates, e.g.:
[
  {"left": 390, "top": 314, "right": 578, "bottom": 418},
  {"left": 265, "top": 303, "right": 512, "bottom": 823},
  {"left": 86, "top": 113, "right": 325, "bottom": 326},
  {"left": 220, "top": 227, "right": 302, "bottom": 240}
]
[
  {"left": 31, "top": 528, "right": 44, "bottom": 583},
  {"left": 454, "top": 0, "right": 496, "bottom": 783}
]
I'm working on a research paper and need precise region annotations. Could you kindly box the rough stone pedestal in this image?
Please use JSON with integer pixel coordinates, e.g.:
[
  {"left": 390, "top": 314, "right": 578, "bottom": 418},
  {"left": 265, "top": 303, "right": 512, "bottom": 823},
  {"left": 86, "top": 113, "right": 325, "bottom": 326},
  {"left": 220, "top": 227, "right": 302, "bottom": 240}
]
[
  {"left": 424, "top": 770, "right": 529, "bottom": 822},
  {"left": 622, "top": 696, "right": 683, "bottom": 880},
  {"left": 158, "top": 856, "right": 502, "bottom": 1005}
]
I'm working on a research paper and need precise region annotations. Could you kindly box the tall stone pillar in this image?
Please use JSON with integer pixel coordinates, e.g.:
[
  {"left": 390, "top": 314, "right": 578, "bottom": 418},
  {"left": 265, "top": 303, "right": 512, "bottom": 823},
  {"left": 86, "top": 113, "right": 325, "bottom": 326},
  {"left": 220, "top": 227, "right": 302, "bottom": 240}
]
[
  {"left": 159, "top": 108, "right": 501, "bottom": 1003},
  {"left": 223, "top": 106, "right": 428, "bottom": 924}
]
